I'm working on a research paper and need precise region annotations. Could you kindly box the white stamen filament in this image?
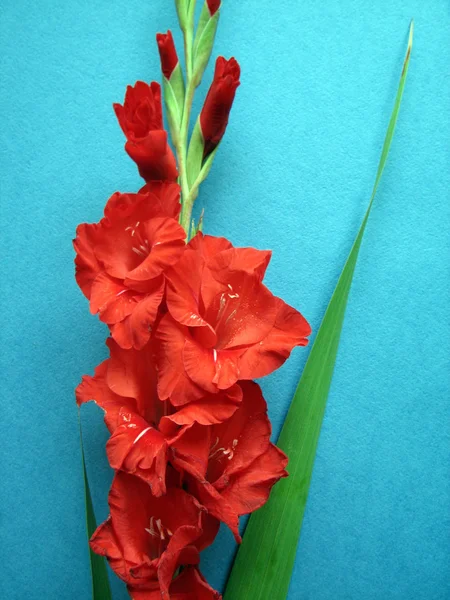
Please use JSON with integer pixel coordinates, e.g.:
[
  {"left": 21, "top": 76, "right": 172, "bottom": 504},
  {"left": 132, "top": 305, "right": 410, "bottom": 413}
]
[{"left": 133, "top": 427, "right": 152, "bottom": 445}]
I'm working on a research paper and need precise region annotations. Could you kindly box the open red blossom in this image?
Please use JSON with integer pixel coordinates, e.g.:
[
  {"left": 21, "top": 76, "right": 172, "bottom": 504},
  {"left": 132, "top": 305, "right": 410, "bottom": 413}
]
[
  {"left": 114, "top": 81, "right": 178, "bottom": 182},
  {"left": 76, "top": 338, "right": 170, "bottom": 494},
  {"left": 207, "top": 0, "right": 221, "bottom": 16},
  {"left": 90, "top": 472, "right": 218, "bottom": 593},
  {"left": 156, "top": 233, "right": 311, "bottom": 403},
  {"left": 74, "top": 183, "right": 185, "bottom": 349},
  {"left": 157, "top": 30, "right": 179, "bottom": 80},
  {"left": 76, "top": 335, "right": 239, "bottom": 494},
  {"left": 168, "top": 381, "right": 288, "bottom": 542},
  {"left": 129, "top": 566, "right": 221, "bottom": 600},
  {"left": 200, "top": 57, "right": 240, "bottom": 157}
]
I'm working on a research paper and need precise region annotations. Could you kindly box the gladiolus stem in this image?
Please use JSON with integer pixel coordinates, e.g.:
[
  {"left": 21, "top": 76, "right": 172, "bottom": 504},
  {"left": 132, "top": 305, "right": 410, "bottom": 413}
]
[{"left": 175, "top": 0, "right": 198, "bottom": 236}]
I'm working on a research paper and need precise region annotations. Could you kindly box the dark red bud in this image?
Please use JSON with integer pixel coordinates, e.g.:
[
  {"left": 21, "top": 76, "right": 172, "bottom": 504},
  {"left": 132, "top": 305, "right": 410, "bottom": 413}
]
[
  {"left": 207, "top": 0, "right": 221, "bottom": 16},
  {"left": 156, "top": 30, "right": 179, "bottom": 80}
]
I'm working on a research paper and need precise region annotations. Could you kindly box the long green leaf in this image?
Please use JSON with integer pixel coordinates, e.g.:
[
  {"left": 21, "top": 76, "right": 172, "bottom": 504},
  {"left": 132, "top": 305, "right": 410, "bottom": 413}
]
[
  {"left": 224, "top": 21, "right": 413, "bottom": 600},
  {"left": 79, "top": 413, "right": 112, "bottom": 600}
]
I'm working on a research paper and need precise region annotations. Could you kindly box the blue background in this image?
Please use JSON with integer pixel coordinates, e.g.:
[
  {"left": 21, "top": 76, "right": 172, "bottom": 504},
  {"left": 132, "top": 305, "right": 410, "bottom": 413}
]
[{"left": 1, "top": 0, "right": 449, "bottom": 598}]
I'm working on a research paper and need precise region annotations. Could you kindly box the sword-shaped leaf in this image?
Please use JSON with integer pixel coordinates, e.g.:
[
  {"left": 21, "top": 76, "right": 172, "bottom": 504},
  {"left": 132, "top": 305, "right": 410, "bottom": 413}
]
[{"left": 224, "top": 21, "right": 413, "bottom": 600}]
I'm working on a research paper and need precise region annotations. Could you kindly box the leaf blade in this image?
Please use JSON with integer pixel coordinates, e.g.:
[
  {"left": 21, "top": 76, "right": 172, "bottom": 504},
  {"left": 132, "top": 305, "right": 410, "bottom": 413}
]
[
  {"left": 79, "top": 413, "right": 113, "bottom": 600},
  {"left": 224, "top": 21, "right": 413, "bottom": 600}
]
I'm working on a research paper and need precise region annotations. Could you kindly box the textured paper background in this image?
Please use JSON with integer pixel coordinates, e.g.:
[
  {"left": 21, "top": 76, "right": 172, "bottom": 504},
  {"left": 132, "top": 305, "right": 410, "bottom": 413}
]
[{"left": 1, "top": 1, "right": 449, "bottom": 598}]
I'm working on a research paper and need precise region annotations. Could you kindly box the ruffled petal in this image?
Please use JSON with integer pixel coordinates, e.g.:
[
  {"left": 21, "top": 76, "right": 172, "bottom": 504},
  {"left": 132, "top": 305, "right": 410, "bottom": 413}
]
[
  {"left": 238, "top": 297, "right": 311, "bottom": 379},
  {"left": 75, "top": 361, "right": 136, "bottom": 432},
  {"left": 90, "top": 272, "right": 138, "bottom": 323},
  {"left": 220, "top": 442, "right": 288, "bottom": 515},
  {"left": 106, "top": 409, "right": 167, "bottom": 495},
  {"left": 156, "top": 314, "right": 205, "bottom": 405},
  {"left": 110, "top": 281, "right": 165, "bottom": 350},
  {"left": 73, "top": 222, "right": 103, "bottom": 299},
  {"left": 161, "top": 384, "right": 242, "bottom": 428},
  {"left": 125, "top": 217, "right": 186, "bottom": 282}
]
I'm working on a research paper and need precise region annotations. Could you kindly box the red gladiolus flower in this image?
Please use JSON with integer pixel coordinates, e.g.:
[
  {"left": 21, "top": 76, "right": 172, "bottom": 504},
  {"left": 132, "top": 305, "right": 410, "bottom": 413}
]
[
  {"left": 157, "top": 30, "right": 179, "bottom": 80},
  {"left": 90, "top": 472, "right": 217, "bottom": 593},
  {"left": 76, "top": 335, "right": 241, "bottom": 494},
  {"left": 156, "top": 233, "right": 311, "bottom": 404},
  {"left": 73, "top": 183, "right": 185, "bottom": 349},
  {"left": 207, "top": 0, "right": 221, "bottom": 16},
  {"left": 169, "top": 381, "right": 288, "bottom": 541},
  {"left": 200, "top": 57, "right": 240, "bottom": 156},
  {"left": 76, "top": 338, "right": 170, "bottom": 494},
  {"left": 114, "top": 81, "right": 178, "bottom": 182},
  {"left": 129, "top": 566, "right": 221, "bottom": 600}
]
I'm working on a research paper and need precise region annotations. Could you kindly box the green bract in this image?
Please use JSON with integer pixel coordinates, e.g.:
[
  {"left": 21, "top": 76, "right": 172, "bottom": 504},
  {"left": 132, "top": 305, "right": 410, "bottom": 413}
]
[
  {"left": 192, "top": 2, "right": 220, "bottom": 86},
  {"left": 162, "top": 63, "right": 185, "bottom": 145}
]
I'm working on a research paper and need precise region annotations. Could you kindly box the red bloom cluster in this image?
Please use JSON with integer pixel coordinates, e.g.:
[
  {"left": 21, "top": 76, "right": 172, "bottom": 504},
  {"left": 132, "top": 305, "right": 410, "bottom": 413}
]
[{"left": 75, "top": 45, "right": 310, "bottom": 600}]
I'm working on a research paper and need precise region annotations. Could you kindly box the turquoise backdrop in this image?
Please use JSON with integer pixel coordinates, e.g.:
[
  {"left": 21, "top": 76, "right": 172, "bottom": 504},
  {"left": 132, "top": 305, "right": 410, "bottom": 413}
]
[{"left": 1, "top": 1, "right": 449, "bottom": 598}]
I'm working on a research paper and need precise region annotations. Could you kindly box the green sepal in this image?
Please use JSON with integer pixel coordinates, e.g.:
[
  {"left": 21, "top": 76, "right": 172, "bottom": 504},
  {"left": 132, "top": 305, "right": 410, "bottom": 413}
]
[
  {"left": 186, "top": 118, "right": 205, "bottom": 187},
  {"left": 192, "top": 3, "right": 220, "bottom": 86},
  {"left": 162, "top": 63, "right": 185, "bottom": 144}
]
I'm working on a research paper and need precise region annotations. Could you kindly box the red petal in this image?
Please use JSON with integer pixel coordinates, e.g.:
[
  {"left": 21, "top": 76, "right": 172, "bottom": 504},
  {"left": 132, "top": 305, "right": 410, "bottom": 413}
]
[
  {"left": 183, "top": 337, "right": 217, "bottom": 393},
  {"left": 205, "top": 272, "right": 277, "bottom": 350},
  {"left": 125, "top": 131, "right": 178, "bottom": 182},
  {"left": 238, "top": 297, "right": 311, "bottom": 379},
  {"left": 209, "top": 381, "right": 270, "bottom": 487},
  {"left": 220, "top": 442, "right": 288, "bottom": 515},
  {"left": 128, "top": 566, "right": 221, "bottom": 600},
  {"left": 165, "top": 246, "right": 212, "bottom": 329},
  {"left": 105, "top": 338, "right": 159, "bottom": 421},
  {"left": 161, "top": 384, "right": 242, "bottom": 428},
  {"left": 125, "top": 217, "right": 186, "bottom": 282},
  {"left": 138, "top": 181, "right": 181, "bottom": 219},
  {"left": 156, "top": 314, "right": 205, "bottom": 405},
  {"left": 208, "top": 246, "right": 272, "bottom": 281},
  {"left": 90, "top": 272, "right": 139, "bottom": 323},
  {"left": 106, "top": 409, "right": 167, "bottom": 495},
  {"left": 73, "top": 222, "right": 103, "bottom": 299},
  {"left": 75, "top": 361, "right": 136, "bottom": 432},
  {"left": 110, "top": 282, "right": 165, "bottom": 350},
  {"left": 92, "top": 473, "right": 204, "bottom": 586}
]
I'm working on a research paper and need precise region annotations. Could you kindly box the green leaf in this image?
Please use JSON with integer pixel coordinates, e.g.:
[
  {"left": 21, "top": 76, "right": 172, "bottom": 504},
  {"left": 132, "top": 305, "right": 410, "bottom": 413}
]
[
  {"left": 79, "top": 412, "right": 112, "bottom": 600},
  {"left": 224, "top": 21, "right": 413, "bottom": 600}
]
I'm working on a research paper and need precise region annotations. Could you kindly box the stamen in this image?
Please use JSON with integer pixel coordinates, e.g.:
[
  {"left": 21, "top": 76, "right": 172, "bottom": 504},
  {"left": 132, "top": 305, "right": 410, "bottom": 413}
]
[
  {"left": 145, "top": 516, "right": 157, "bottom": 536},
  {"left": 133, "top": 426, "right": 152, "bottom": 445},
  {"left": 156, "top": 519, "right": 165, "bottom": 540},
  {"left": 213, "top": 349, "right": 218, "bottom": 363},
  {"left": 132, "top": 247, "right": 145, "bottom": 257}
]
